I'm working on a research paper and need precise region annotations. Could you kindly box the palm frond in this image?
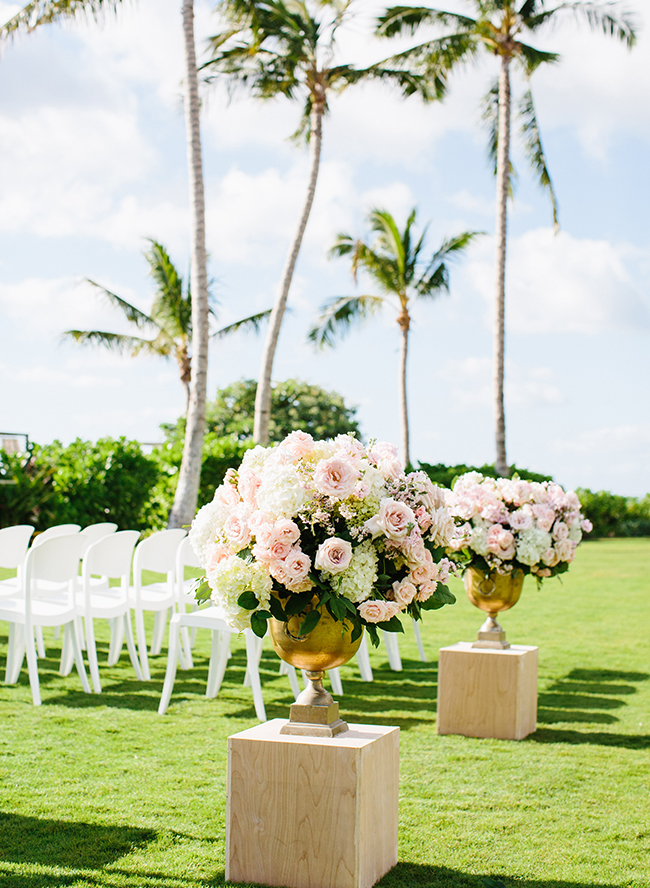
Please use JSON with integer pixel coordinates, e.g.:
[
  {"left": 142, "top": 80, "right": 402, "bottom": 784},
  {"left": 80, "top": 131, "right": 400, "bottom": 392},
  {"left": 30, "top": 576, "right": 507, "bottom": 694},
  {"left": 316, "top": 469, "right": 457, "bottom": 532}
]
[
  {"left": 518, "top": 88, "right": 559, "bottom": 231},
  {"left": 481, "top": 80, "right": 516, "bottom": 194},
  {"left": 524, "top": 2, "right": 636, "bottom": 47},
  {"left": 515, "top": 41, "right": 560, "bottom": 74},
  {"left": 376, "top": 5, "right": 477, "bottom": 38},
  {"left": 308, "top": 295, "right": 385, "bottom": 349},
  {"left": 62, "top": 330, "right": 154, "bottom": 355},
  {"left": 144, "top": 240, "right": 190, "bottom": 338},
  {"left": 212, "top": 309, "right": 272, "bottom": 339},
  {"left": 0, "top": 0, "right": 122, "bottom": 41},
  {"left": 84, "top": 280, "right": 156, "bottom": 331},
  {"left": 416, "top": 230, "right": 482, "bottom": 297}
]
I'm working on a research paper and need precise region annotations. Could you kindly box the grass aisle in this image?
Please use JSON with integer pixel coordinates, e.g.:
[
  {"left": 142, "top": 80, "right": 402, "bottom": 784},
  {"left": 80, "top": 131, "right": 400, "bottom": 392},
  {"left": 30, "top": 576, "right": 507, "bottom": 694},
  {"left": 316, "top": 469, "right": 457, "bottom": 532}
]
[{"left": 0, "top": 539, "right": 648, "bottom": 888}]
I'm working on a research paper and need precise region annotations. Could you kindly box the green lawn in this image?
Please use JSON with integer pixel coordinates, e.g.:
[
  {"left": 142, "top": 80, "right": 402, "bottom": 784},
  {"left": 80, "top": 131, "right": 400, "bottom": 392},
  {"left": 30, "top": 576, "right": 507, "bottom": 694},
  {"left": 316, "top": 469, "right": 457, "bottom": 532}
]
[{"left": 0, "top": 538, "right": 648, "bottom": 888}]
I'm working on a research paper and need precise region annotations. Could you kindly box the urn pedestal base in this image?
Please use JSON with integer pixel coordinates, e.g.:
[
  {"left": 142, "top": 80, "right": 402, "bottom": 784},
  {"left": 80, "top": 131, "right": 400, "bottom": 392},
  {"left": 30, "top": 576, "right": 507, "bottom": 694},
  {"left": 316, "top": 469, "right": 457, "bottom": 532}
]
[
  {"left": 437, "top": 642, "right": 538, "bottom": 740},
  {"left": 226, "top": 718, "right": 400, "bottom": 888}
]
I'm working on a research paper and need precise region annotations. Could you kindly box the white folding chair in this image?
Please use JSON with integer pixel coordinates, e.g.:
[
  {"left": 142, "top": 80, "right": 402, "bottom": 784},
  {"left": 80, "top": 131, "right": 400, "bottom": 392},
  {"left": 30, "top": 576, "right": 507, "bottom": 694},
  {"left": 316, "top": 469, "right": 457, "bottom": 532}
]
[
  {"left": 0, "top": 525, "right": 34, "bottom": 598},
  {"left": 76, "top": 530, "right": 143, "bottom": 692},
  {"left": 175, "top": 537, "right": 202, "bottom": 669},
  {"left": 0, "top": 534, "right": 90, "bottom": 706},
  {"left": 158, "top": 606, "right": 267, "bottom": 719},
  {"left": 31, "top": 525, "right": 81, "bottom": 548},
  {"left": 78, "top": 523, "right": 118, "bottom": 557},
  {"left": 129, "top": 529, "right": 187, "bottom": 680}
]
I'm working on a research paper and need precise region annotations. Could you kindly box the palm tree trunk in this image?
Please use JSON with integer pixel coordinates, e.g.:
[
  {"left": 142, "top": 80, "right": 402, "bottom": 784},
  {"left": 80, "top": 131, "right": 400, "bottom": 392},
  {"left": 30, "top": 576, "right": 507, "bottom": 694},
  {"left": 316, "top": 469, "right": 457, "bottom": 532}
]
[
  {"left": 168, "top": 0, "right": 209, "bottom": 528},
  {"left": 253, "top": 99, "right": 325, "bottom": 444},
  {"left": 398, "top": 315, "right": 410, "bottom": 468},
  {"left": 493, "top": 54, "right": 511, "bottom": 478}
]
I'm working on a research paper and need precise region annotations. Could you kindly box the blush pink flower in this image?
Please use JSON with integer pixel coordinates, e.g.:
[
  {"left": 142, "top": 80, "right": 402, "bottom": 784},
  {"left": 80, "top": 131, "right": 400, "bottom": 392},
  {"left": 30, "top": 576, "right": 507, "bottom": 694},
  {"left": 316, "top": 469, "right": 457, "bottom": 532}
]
[
  {"left": 552, "top": 521, "right": 569, "bottom": 541},
  {"left": 409, "top": 562, "right": 436, "bottom": 585},
  {"left": 315, "top": 537, "right": 353, "bottom": 574},
  {"left": 415, "top": 506, "right": 432, "bottom": 531},
  {"left": 581, "top": 518, "right": 593, "bottom": 533},
  {"left": 486, "top": 524, "right": 516, "bottom": 560},
  {"left": 532, "top": 504, "right": 555, "bottom": 532},
  {"left": 509, "top": 509, "right": 533, "bottom": 531},
  {"left": 223, "top": 513, "right": 252, "bottom": 551},
  {"left": 274, "top": 518, "right": 301, "bottom": 546},
  {"left": 555, "top": 539, "right": 576, "bottom": 562},
  {"left": 358, "top": 599, "right": 401, "bottom": 623},
  {"left": 392, "top": 579, "right": 417, "bottom": 606},
  {"left": 281, "top": 430, "right": 314, "bottom": 460},
  {"left": 238, "top": 468, "right": 262, "bottom": 506},
  {"left": 205, "top": 542, "right": 231, "bottom": 572},
  {"left": 283, "top": 549, "right": 312, "bottom": 581},
  {"left": 416, "top": 581, "right": 437, "bottom": 603},
  {"left": 541, "top": 547, "right": 560, "bottom": 567},
  {"left": 216, "top": 482, "right": 240, "bottom": 508},
  {"left": 313, "top": 456, "right": 360, "bottom": 498},
  {"left": 365, "top": 498, "right": 416, "bottom": 542}
]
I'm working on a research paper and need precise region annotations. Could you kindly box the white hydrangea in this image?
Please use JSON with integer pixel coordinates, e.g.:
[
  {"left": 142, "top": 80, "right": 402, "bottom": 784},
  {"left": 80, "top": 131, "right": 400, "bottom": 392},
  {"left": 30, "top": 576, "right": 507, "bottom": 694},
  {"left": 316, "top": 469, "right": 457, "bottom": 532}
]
[
  {"left": 240, "top": 444, "right": 277, "bottom": 473},
  {"left": 516, "top": 528, "right": 553, "bottom": 566},
  {"left": 208, "top": 555, "right": 273, "bottom": 631},
  {"left": 189, "top": 499, "right": 228, "bottom": 563},
  {"left": 470, "top": 525, "right": 489, "bottom": 556},
  {"left": 330, "top": 540, "right": 378, "bottom": 603},
  {"left": 256, "top": 464, "right": 308, "bottom": 518}
]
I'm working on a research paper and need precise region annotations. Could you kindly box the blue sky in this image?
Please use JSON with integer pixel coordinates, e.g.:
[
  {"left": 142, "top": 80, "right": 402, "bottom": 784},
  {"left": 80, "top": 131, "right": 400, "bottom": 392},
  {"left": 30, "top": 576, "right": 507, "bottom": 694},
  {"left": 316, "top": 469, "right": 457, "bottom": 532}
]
[{"left": 0, "top": 0, "right": 648, "bottom": 496}]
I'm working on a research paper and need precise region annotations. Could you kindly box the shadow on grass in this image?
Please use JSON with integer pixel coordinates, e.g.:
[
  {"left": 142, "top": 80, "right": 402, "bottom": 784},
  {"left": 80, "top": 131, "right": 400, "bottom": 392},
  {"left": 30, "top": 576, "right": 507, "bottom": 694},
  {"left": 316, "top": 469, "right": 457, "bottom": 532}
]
[
  {"left": 532, "top": 667, "right": 649, "bottom": 749},
  {"left": 0, "top": 811, "right": 155, "bottom": 869},
  {"left": 376, "top": 863, "right": 625, "bottom": 888}
]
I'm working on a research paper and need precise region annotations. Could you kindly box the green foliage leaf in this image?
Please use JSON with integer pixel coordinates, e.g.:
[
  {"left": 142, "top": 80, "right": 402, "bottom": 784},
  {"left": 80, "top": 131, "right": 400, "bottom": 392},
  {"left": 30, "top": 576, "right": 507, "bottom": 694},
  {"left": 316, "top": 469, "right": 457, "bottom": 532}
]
[
  {"left": 284, "top": 592, "right": 314, "bottom": 617},
  {"left": 236, "top": 547, "right": 253, "bottom": 563},
  {"left": 433, "top": 584, "right": 456, "bottom": 605},
  {"left": 268, "top": 596, "right": 287, "bottom": 621},
  {"left": 366, "top": 624, "right": 380, "bottom": 648},
  {"left": 376, "top": 616, "right": 405, "bottom": 633},
  {"left": 192, "top": 579, "right": 212, "bottom": 603},
  {"left": 351, "top": 621, "right": 363, "bottom": 644},
  {"left": 298, "top": 609, "right": 321, "bottom": 637},
  {"left": 250, "top": 610, "right": 271, "bottom": 638},
  {"left": 237, "top": 590, "right": 259, "bottom": 610}
]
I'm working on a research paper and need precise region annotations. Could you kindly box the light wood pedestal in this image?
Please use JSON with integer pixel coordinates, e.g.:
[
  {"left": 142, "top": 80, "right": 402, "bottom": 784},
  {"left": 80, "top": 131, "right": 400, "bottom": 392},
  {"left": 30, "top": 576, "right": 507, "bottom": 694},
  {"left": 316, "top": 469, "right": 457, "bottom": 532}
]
[
  {"left": 226, "top": 718, "right": 399, "bottom": 888},
  {"left": 437, "top": 642, "right": 538, "bottom": 740}
]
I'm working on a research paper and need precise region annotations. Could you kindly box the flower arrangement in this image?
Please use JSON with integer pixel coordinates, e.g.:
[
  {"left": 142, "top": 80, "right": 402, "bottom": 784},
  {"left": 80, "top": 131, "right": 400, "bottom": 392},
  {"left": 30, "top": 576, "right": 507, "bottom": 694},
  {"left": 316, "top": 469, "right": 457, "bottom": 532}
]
[
  {"left": 447, "top": 472, "right": 593, "bottom": 579},
  {"left": 190, "top": 431, "right": 457, "bottom": 645}
]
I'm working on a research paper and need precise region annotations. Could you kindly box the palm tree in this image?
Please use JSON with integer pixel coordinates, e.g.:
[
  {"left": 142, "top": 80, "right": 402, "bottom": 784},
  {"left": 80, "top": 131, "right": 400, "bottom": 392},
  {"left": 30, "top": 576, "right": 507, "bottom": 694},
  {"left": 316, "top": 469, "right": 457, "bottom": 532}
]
[
  {"left": 64, "top": 240, "right": 270, "bottom": 414},
  {"left": 1, "top": 0, "right": 215, "bottom": 527},
  {"left": 375, "top": 0, "right": 636, "bottom": 475},
  {"left": 203, "top": 0, "right": 440, "bottom": 446},
  {"left": 309, "top": 207, "right": 479, "bottom": 466}
]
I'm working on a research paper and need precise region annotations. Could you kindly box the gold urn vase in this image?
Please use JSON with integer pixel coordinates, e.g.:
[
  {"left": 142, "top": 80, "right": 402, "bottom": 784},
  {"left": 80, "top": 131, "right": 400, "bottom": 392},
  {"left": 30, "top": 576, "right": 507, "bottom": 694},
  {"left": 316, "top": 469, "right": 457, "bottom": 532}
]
[
  {"left": 269, "top": 597, "right": 363, "bottom": 738},
  {"left": 464, "top": 566, "right": 525, "bottom": 649}
]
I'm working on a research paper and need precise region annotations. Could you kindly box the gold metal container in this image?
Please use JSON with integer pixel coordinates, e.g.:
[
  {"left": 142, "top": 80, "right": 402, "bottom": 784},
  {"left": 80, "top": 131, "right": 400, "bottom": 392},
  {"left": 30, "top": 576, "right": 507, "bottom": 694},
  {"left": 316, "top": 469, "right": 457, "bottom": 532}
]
[
  {"left": 464, "top": 566, "right": 524, "bottom": 649},
  {"left": 269, "top": 597, "right": 363, "bottom": 737}
]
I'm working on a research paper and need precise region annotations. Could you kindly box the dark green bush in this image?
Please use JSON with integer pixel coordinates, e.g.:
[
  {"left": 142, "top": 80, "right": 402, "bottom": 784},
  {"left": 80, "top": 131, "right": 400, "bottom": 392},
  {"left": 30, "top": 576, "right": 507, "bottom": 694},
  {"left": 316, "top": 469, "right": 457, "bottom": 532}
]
[
  {"left": 418, "top": 461, "right": 553, "bottom": 489},
  {"left": 576, "top": 489, "right": 650, "bottom": 538},
  {"left": 0, "top": 449, "right": 59, "bottom": 530}
]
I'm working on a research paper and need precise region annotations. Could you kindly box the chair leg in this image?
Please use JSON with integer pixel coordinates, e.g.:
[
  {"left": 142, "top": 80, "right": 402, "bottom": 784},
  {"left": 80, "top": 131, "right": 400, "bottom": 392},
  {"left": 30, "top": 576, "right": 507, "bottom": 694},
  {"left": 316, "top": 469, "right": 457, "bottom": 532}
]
[
  {"left": 107, "top": 616, "right": 124, "bottom": 666},
  {"left": 356, "top": 633, "right": 374, "bottom": 682},
  {"left": 25, "top": 624, "right": 41, "bottom": 706},
  {"left": 245, "top": 631, "right": 266, "bottom": 722},
  {"left": 59, "top": 627, "right": 74, "bottom": 677},
  {"left": 279, "top": 661, "right": 301, "bottom": 699},
  {"left": 243, "top": 634, "right": 263, "bottom": 687},
  {"left": 150, "top": 609, "right": 168, "bottom": 656},
  {"left": 329, "top": 667, "right": 343, "bottom": 697},
  {"left": 179, "top": 625, "right": 194, "bottom": 670},
  {"left": 134, "top": 607, "right": 151, "bottom": 681},
  {"left": 66, "top": 622, "right": 91, "bottom": 694},
  {"left": 381, "top": 630, "right": 403, "bottom": 671},
  {"left": 158, "top": 616, "right": 181, "bottom": 715},
  {"left": 75, "top": 615, "right": 86, "bottom": 652},
  {"left": 84, "top": 616, "right": 102, "bottom": 693},
  {"left": 124, "top": 613, "right": 144, "bottom": 682},
  {"left": 412, "top": 617, "right": 426, "bottom": 662},
  {"left": 5, "top": 624, "right": 25, "bottom": 685},
  {"left": 206, "top": 630, "right": 230, "bottom": 699},
  {"left": 35, "top": 625, "right": 46, "bottom": 659}
]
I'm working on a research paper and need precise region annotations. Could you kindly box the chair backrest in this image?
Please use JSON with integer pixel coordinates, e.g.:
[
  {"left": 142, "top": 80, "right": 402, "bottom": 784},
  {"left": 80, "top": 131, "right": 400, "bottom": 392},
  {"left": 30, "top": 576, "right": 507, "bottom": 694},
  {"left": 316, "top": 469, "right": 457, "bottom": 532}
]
[
  {"left": 32, "top": 524, "right": 81, "bottom": 549},
  {"left": 0, "top": 525, "right": 34, "bottom": 568},
  {"left": 25, "top": 534, "right": 83, "bottom": 586},
  {"left": 79, "top": 523, "right": 118, "bottom": 557},
  {"left": 83, "top": 530, "right": 140, "bottom": 582},
  {"left": 133, "top": 529, "right": 187, "bottom": 578},
  {"left": 176, "top": 536, "right": 202, "bottom": 597}
]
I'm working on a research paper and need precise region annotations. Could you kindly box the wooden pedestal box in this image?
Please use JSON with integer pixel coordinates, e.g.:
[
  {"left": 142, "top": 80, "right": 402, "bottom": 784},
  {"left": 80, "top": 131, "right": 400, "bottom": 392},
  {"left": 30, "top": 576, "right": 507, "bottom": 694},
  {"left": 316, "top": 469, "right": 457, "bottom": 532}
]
[
  {"left": 226, "top": 719, "right": 399, "bottom": 888},
  {"left": 437, "top": 642, "right": 538, "bottom": 740}
]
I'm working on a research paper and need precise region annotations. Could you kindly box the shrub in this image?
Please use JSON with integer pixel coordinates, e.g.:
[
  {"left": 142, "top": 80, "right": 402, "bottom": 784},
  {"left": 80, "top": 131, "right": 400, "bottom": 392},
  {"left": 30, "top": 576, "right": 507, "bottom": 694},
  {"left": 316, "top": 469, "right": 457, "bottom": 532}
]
[
  {"left": 576, "top": 489, "right": 650, "bottom": 538},
  {"left": 0, "top": 448, "right": 60, "bottom": 530},
  {"left": 418, "top": 461, "right": 553, "bottom": 489}
]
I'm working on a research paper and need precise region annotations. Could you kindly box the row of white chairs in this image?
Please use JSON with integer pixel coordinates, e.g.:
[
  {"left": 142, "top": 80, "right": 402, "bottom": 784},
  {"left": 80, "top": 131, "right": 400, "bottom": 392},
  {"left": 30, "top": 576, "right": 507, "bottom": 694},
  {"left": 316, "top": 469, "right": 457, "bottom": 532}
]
[{"left": 0, "top": 522, "right": 427, "bottom": 713}]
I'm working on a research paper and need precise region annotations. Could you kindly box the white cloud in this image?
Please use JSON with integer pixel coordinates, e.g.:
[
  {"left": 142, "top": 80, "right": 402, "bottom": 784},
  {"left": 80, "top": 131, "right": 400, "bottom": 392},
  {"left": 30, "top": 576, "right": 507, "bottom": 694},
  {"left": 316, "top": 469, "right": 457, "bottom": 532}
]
[
  {"left": 552, "top": 424, "right": 650, "bottom": 457},
  {"left": 468, "top": 228, "right": 650, "bottom": 334},
  {"left": 441, "top": 357, "right": 564, "bottom": 410}
]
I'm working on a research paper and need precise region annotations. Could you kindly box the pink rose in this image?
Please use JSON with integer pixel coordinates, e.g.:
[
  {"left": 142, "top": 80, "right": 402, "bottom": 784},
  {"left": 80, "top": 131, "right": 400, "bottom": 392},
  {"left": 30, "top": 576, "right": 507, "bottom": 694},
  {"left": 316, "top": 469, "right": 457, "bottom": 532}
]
[
  {"left": 313, "top": 456, "right": 360, "bottom": 498},
  {"left": 365, "top": 498, "right": 415, "bottom": 541},
  {"left": 534, "top": 567, "right": 552, "bottom": 578},
  {"left": 392, "top": 579, "right": 417, "bottom": 606},
  {"left": 205, "top": 542, "right": 231, "bottom": 572},
  {"left": 269, "top": 560, "right": 290, "bottom": 585},
  {"left": 415, "top": 506, "right": 432, "bottom": 531},
  {"left": 281, "top": 430, "right": 314, "bottom": 460},
  {"left": 283, "top": 549, "right": 312, "bottom": 581},
  {"left": 555, "top": 539, "right": 576, "bottom": 562},
  {"left": 274, "top": 518, "right": 301, "bottom": 546},
  {"left": 377, "top": 456, "right": 403, "bottom": 481},
  {"left": 224, "top": 513, "right": 252, "bottom": 551},
  {"left": 254, "top": 522, "right": 276, "bottom": 548},
  {"left": 416, "top": 581, "right": 437, "bottom": 602},
  {"left": 358, "top": 600, "right": 401, "bottom": 623},
  {"left": 509, "top": 509, "right": 533, "bottom": 531},
  {"left": 552, "top": 521, "right": 569, "bottom": 542},
  {"left": 315, "top": 537, "right": 353, "bottom": 574},
  {"left": 532, "top": 504, "right": 555, "bottom": 532},
  {"left": 581, "top": 518, "right": 593, "bottom": 533},
  {"left": 541, "top": 547, "right": 560, "bottom": 567},
  {"left": 215, "top": 482, "right": 240, "bottom": 507},
  {"left": 486, "top": 525, "right": 516, "bottom": 560},
  {"left": 238, "top": 468, "right": 262, "bottom": 506},
  {"left": 409, "top": 562, "right": 435, "bottom": 584}
]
